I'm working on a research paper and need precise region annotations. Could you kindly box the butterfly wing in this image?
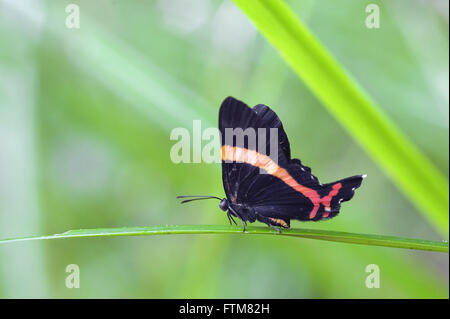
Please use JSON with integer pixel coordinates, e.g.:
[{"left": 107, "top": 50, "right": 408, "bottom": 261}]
[
  {"left": 219, "top": 97, "right": 261, "bottom": 204},
  {"left": 219, "top": 96, "right": 289, "bottom": 203},
  {"left": 252, "top": 103, "right": 291, "bottom": 160},
  {"left": 246, "top": 166, "right": 364, "bottom": 225}
]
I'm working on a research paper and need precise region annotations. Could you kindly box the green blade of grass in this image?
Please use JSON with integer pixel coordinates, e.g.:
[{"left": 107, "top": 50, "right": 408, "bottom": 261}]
[
  {"left": 232, "top": 0, "right": 449, "bottom": 236},
  {"left": 0, "top": 225, "right": 447, "bottom": 253}
]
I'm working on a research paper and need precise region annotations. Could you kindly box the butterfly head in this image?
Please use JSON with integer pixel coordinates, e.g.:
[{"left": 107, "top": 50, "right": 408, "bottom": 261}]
[{"left": 219, "top": 198, "right": 229, "bottom": 211}]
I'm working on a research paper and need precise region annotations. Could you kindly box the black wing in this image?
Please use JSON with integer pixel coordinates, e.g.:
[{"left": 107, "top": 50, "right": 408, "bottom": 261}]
[{"left": 219, "top": 96, "right": 289, "bottom": 203}]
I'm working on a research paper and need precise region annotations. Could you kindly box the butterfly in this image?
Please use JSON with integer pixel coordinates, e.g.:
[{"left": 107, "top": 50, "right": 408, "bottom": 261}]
[{"left": 177, "top": 96, "right": 366, "bottom": 232}]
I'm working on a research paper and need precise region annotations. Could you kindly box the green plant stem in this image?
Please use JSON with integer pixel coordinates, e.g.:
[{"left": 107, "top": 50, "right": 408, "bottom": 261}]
[
  {"left": 232, "top": 0, "right": 449, "bottom": 236},
  {"left": 0, "top": 225, "right": 447, "bottom": 253}
]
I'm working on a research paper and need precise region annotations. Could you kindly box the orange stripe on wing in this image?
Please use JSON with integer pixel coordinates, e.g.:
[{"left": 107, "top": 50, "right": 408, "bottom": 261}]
[
  {"left": 222, "top": 145, "right": 333, "bottom": 218},
  {"left": 221, "top": 145, "right": 344, "bottom": 219}
]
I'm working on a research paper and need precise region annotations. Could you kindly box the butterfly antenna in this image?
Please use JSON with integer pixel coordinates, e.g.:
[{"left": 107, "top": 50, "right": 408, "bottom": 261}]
[{"left": 176, "top": 195, "right": 222, "bottom": 204}]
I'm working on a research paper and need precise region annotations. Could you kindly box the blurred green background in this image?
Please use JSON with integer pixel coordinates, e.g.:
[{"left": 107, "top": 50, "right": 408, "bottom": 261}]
[{"left": 0, "top": 0, "right": 448, "bottom": 298}]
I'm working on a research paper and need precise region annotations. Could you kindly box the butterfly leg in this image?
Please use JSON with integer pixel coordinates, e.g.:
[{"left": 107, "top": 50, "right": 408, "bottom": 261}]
[
  {"left": 239, "top": 218, "right": 246, "bottom": 232},
  {"left": 228, "top": 206, "right": 247, "bottom": 232},
  {"left": 227, "top": 212, "right": 237, "bottom": 226},
  {"left": 268, "top": 224, "right": 281, "bottom": 234}
]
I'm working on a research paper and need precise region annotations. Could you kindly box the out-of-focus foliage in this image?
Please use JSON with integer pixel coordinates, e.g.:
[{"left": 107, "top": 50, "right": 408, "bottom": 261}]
[{"left": 0, "top": 0, "right": 448, "bottom": 298}]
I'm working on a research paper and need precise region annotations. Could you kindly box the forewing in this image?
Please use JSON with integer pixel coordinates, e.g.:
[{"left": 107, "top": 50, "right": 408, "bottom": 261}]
[{"left": 219, "top": 97, "right": 264, "bottom": 202}]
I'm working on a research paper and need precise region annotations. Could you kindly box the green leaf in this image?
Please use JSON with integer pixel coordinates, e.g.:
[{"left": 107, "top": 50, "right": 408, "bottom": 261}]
[
  {"left": 232, "top": 0, "right": 449, "bottom": 236},
  {"left": 0, "top": 225, "right": 447, "bottom": 253}
]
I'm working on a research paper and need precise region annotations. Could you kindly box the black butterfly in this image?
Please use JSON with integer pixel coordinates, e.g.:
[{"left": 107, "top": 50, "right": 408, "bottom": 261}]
[{"left": 178, "top": 97, "right": 365, "bottom": 232}]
